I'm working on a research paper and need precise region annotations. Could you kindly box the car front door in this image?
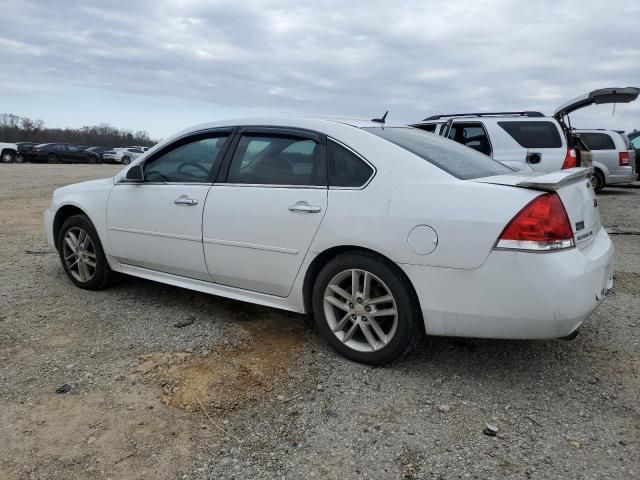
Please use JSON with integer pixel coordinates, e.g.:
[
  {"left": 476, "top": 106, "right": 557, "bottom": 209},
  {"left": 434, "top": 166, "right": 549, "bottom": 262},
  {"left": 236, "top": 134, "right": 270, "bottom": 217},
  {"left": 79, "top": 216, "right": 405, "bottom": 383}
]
[
  {"left": 203, "top": 128, "right": 328, "bottom": 297},
  {"left": 106, "top": 130, "right": 232, "bottom": 281}
]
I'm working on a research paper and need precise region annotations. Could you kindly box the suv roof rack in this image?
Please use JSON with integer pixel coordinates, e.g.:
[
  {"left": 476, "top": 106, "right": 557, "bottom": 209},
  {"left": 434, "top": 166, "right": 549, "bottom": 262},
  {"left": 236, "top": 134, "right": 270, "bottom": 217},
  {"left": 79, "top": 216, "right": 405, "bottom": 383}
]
[
  {"left": 574, "top": 128, "right": 626, "bottom": 134},
  {"left": 423, "top": 111, "right": 545, "bottom": 121}
]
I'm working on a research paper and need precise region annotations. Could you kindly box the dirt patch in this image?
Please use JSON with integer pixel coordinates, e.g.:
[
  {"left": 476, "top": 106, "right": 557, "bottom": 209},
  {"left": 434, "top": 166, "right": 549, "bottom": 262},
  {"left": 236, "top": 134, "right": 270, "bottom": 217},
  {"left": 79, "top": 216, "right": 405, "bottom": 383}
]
[
  {"left": 613, "top": 271, "right": 640, "bottom": 293},
  {"left": 137, "top": 316, "right": 309, "bottom": 413}
]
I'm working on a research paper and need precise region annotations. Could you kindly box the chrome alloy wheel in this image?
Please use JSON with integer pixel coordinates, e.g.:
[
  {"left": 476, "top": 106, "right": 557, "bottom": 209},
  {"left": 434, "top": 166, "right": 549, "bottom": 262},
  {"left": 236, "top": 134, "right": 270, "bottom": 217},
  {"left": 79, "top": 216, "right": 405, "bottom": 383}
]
[
  {"left": 323, "top": 269, "right": 398, "bottom": 352},
  {"left": 62, "top": 227, "right": 97, "bottom": 282}
]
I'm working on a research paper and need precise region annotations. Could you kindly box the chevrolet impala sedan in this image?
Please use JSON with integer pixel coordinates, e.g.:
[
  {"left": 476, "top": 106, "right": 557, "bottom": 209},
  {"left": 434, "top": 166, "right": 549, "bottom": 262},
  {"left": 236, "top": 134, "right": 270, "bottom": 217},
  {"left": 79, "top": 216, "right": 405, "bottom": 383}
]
[{"left": 44, "top": 118, "right": 614, "bottom": 364}]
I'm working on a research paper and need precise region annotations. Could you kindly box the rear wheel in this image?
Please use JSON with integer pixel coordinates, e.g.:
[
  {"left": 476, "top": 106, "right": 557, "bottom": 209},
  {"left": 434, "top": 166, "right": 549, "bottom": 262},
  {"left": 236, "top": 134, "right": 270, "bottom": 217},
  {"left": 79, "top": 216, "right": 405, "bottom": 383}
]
[
  {"left": 591, "top": 169, "right": 605, "bottom": 193},
  {"left": 121, "top": 156, "right": 131, "bottom": 165},
  {"left": 312, "top": 252, "right": 420, "bottom": 365},
  {"left": 1, "top": 150, "right": 15, "bottom": 163},
  {"left": 58, "top": 214, "right": 114, "bottom": 290},
  {"left": 47, "top": 154, "right": 59, "bottom": 164},
  {"left": 88, "top": 156, "right": 97, "bottom": 164}
]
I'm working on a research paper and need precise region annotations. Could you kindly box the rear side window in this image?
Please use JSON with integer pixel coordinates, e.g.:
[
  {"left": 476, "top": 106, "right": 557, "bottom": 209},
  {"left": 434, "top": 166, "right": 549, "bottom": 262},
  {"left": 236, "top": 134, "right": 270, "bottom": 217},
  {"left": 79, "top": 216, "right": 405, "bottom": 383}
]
[
  {"left": 414, "top": 124, "right": 437, "bottom": 133},
  {"left": 227, "top": 134, "right": 325, "bottom": 186},
  {"left": 327, "top": 140, "right": 374, "bottom": 187},
  {"left": 579, "top": 132, "right": 616, "bottom": 150},
  {"left": 498, "top": 121, "right": 562, "bottom": 148},
  {"left": 363, "top": 127, "right": 512, "bottom": 180},
  {"left": 631, "top": 137, "right": 640, "bottom": 148}
]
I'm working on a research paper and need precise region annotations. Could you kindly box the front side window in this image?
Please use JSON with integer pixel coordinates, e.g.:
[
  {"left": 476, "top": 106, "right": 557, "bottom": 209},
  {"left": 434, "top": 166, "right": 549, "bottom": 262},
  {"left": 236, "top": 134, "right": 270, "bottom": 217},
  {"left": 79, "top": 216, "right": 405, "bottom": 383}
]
[
  {"left": 327, "top": 140, "right": 374, "bottom": 187},
  {"left": 363, "top": 126, "right": 512, "bottom": 180},
  {"left": 143, "top": 134, "right": 229, "bottom": 183},
  {"left": 227, "top": 134, "right": 325, "bottom": 186},
  {"left": 579, "top": 132, "right": 615, "bottom": 150}
]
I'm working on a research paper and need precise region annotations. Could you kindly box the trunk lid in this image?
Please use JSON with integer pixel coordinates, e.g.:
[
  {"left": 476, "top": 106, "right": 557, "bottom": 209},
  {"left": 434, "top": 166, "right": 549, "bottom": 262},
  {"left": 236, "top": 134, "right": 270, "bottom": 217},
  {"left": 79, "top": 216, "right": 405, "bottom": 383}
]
[
  {"left": 474, "top": 168, "right": 601, "bottom": 249},
  {"left": 554, "top": 87, "right": 640, "bottom": 119}
]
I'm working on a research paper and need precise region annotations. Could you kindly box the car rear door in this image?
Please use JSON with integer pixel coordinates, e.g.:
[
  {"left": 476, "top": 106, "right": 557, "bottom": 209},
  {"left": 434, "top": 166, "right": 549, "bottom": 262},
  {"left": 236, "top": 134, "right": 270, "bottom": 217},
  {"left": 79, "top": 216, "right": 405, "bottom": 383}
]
[
  {"left": 107, "top": 130, "right": 232, "bottom": 281},
  {"left": 202, "top": 127, "right": 328, "bottom": 297}
]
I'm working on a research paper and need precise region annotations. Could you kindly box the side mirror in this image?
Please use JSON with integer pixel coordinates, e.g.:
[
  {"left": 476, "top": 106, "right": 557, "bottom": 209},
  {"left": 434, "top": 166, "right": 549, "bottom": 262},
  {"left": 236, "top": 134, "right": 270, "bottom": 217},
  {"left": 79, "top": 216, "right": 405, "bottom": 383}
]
[{"left": 125, "top": 165, "right": 144, "bottom": 182}]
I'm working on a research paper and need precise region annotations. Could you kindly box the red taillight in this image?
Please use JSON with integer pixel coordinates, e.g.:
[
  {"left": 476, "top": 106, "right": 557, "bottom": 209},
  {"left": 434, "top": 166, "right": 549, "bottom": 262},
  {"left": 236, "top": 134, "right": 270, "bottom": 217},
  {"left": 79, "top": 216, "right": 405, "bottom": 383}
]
[
  {"left": 561, "top": 148, "right": 577, "bottom": 169},
  {"left": 619, "top": 151, "right": 630, "bottom": 166},
  {"left": 496, "top": 193, "right": 575, "bottom": 251}
]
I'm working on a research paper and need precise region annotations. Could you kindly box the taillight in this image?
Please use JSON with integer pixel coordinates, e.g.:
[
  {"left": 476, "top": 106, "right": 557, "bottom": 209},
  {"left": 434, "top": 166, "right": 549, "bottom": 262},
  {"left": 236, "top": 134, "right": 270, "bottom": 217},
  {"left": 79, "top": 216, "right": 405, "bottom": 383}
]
[
  {"left": 619, "top": 151, "right": 630, "bottom": 166},
  {"left": 495, "top": 193, "right": 575, "bottom": 251},
  {"left": 561, "top": 148, "right": 577, "bottom": 169}
]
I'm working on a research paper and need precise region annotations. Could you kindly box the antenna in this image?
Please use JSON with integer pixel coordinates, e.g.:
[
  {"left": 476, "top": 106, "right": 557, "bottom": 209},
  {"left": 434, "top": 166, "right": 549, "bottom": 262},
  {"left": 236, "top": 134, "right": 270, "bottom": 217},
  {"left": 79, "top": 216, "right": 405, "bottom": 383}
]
[{"left": 372, "top": 111, "right": 388, "bottom": 124}]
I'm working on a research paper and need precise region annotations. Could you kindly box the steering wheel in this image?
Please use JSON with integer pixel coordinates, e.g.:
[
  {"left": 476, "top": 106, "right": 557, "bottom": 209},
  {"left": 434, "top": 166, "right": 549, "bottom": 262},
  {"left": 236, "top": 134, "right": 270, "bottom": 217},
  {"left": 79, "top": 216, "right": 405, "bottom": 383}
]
[{"left": 177, "top": 162, "right": 209, "bottom": 176}]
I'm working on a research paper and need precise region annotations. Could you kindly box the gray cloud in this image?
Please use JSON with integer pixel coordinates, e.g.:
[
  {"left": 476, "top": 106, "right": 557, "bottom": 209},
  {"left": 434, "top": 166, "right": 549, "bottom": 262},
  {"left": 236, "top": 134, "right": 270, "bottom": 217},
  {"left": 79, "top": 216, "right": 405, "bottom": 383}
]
[{"left": 1, "top": 0, "right": 639, "bottom": 136}]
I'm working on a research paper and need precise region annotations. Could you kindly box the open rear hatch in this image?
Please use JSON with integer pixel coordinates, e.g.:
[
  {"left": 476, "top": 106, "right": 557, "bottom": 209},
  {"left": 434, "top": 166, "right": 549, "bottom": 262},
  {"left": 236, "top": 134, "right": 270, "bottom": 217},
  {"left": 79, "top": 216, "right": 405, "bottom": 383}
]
[
  {"left": 554, "top": 87, "right": 640, "bottom": 119},
  {"left": 475, "top": 168, "right": 601, "bottom": 249}
]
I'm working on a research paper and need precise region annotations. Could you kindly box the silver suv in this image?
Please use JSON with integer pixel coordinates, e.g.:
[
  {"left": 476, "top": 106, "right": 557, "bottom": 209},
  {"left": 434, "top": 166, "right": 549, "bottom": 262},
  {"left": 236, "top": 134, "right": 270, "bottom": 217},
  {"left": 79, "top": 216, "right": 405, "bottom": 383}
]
[
  {"left": 575, "top": 129, "right": 637, "bottom": 191},
  {"left": 412, "top": 87, "right": 640, "bottom": 174}
]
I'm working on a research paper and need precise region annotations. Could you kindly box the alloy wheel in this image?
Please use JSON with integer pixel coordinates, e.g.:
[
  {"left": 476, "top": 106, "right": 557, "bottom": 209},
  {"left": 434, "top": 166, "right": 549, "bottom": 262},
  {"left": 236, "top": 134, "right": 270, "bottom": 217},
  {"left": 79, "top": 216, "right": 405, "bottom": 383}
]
[
  {"left": 1, "top": 152, "right": 13, "bottom": 163},
  {"left": 62, "top": 227, "right": 97, "bottom": 282},
  {"left": 323, "top": 269, "right": 398, "bottom": 352}
]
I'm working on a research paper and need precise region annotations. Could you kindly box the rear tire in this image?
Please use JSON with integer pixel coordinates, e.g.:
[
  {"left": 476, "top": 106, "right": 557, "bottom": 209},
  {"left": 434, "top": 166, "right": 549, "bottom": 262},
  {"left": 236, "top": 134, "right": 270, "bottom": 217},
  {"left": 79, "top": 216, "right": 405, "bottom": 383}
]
[
  {"left": 591, "top": 169, "right": 605, "bottom": 193},
  {"left": 47, "top": 154, "right": 59, "bottom": 164},
  {"left": 57, "top": 214, "right": 114, "bottom": 290},
  {"left": 312, "top": 252, "right": 420, "bottom": 365},
  {"left": 121, "top": 156, "right": 131, "bottom": 165}
]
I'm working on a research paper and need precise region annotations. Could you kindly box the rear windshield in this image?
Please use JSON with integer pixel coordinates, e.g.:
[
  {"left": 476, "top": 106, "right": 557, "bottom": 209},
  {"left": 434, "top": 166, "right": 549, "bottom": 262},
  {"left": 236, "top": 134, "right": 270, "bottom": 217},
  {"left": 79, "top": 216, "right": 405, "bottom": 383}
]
[
  {"left": 363, "top": 127, "right": 512, "bottom": 180},
  {"left": 579, "top": 132, "right": 615, "bottom": 150},
  {"left": 498, "top": 121, "right": 563, "bottom": 148}
]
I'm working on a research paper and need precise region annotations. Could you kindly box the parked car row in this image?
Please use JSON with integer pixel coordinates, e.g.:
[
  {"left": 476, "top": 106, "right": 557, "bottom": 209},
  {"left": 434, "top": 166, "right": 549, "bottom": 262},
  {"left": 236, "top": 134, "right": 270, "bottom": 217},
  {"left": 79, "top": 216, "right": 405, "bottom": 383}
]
[
  {"left": 0, "top": 143, "right": 151, "bottom": 164},
  {"left": 412, "top": 87, "right": 639, "bottom": 192}
]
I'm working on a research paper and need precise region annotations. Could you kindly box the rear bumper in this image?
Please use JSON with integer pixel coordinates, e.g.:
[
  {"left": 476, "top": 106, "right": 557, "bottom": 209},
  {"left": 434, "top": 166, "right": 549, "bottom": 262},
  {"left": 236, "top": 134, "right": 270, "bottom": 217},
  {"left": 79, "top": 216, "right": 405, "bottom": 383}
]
[
  {"left": 607, "top": 167, "right": 637, "bottom": 185},
  {"left": 402, "top": 228, "right": 614, "bottom": 339}
]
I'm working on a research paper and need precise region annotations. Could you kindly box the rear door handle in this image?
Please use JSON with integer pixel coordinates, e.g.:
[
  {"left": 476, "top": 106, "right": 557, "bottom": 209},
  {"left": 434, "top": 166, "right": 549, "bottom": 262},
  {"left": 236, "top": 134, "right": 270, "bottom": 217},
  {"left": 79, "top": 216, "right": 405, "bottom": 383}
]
[
  {"left": 174, "top": 195, "right": 198, "bottom": 206},
  {"left": 289, "top": 201, "right": 321, "bottom": 213}
]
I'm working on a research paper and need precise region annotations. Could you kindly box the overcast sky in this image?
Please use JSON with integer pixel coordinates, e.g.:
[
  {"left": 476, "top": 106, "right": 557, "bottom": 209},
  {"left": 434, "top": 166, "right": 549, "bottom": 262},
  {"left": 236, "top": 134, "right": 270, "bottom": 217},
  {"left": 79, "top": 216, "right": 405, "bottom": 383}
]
[{"left": 1, "top": 0, "right": 639, "bottom": 139}]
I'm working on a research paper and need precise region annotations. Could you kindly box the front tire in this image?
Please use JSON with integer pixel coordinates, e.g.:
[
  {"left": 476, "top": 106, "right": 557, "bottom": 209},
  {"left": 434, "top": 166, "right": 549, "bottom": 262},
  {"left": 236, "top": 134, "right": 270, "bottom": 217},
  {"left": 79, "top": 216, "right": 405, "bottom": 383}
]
[
  {"left": 1, "top": 150, "right": 15, "bottom": 163},
  {"left": 591, "top": 169, "right": 605, "bottom": 193},
  {"left": 47, "top": 154, "right": 59, "bottom": 164},
  {"left": 15, "top": 153, "right": 24, "bottom": 163},
  {"left": 312, "top": 252, "right": 420, "bottom": 365},
  {"left": 57, "top": 214, "right": 114, "bottom": 290}
]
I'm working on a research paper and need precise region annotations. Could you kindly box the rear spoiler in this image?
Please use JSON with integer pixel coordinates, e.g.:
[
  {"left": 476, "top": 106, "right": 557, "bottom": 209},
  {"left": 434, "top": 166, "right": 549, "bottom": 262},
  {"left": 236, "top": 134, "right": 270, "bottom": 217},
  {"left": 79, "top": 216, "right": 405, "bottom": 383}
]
[{"left": 474, "top": 168, "right": 592, "bottom": 192}]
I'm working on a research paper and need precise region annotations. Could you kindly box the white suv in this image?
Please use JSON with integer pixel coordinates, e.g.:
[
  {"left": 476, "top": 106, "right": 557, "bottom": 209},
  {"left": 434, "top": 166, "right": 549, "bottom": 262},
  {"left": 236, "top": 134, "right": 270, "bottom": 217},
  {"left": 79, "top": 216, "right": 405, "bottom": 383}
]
[
  {"left": 412, "top": 87, "right": 640, "bottom": 173},
  {"left": 575, "top": 129, "right": 637, "bottom": 191}
]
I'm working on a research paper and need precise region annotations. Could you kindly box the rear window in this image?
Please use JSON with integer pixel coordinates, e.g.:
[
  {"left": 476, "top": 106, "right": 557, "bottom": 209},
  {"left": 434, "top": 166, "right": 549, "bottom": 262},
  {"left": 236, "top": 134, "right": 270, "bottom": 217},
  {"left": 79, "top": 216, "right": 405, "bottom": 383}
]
[
  {"left": 363, "top": 127, "right": 512, "bottom": 180},
  {"left": 498, "top": 121, "right": 563, "bottom": 148},
  {"left": 579, "top": 132, "right": 616, "bottom": 150}
]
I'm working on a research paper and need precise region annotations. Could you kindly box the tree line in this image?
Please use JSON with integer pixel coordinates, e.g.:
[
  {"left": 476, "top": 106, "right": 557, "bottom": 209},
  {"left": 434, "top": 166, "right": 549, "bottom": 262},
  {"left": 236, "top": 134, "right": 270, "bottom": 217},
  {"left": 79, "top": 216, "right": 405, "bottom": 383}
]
[{"left": 0, "top": 113, "right": 156, "bottom": 147}]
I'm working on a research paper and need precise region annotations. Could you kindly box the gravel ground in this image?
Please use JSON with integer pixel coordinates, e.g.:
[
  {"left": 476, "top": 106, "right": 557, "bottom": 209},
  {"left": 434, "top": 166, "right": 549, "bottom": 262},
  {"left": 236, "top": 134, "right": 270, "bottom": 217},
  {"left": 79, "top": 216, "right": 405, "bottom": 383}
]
[{"left": 0, "top": 164, "right": 638, "bottom": 480}]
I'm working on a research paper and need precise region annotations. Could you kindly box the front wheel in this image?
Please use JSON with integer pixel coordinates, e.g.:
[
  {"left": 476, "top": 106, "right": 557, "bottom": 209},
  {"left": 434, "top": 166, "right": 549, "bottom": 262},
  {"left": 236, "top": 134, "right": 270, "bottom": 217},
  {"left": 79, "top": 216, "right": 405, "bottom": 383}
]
[
  {"left": 47, "top": 154, "right": 58, "bottom": 164},
  {"left": 15, "top": 153, "right": 24, "bottom": 163},
  {"left": 1, "top": 150, "right": 15, "bottom": 163},
  {"left": 121, "top": 156, "right": 131, "bottom": 165},
  {"left": 58, "top": 214, "right": 114, "bottom": 290},
  {"left": 312, "top": 252, "right": 420, "bottom": 365}
]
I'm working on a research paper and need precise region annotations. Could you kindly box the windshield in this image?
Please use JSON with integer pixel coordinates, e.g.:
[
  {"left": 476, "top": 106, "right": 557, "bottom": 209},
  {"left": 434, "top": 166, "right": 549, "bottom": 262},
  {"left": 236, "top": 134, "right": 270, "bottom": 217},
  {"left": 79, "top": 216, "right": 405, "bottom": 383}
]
[{"left": 362, "top": 127, "right": 512, "bottom": 179}]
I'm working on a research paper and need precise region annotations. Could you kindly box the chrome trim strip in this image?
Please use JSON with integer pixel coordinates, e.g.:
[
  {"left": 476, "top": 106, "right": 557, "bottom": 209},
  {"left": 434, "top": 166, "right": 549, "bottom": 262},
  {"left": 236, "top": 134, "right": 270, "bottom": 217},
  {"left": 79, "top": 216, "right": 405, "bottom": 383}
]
[
  {"left": 109, "top": 227, "right": 201, "bottom": 242},
  {"left": 212, "top": 183, "right": 326, "bottom": 190},
  {"left": 202, "top": 237, "right": 298, "bottom": 255},
  {"left": 116, "top": 181, "right": 213, "bottom": 186}
]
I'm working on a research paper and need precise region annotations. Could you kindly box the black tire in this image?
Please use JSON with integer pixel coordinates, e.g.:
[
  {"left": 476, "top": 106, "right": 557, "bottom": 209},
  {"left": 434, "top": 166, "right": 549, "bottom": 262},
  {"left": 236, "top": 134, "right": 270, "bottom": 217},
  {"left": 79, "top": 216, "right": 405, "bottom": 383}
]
[
  {"left": 47, "top": 154, "right": 59, "bottom": 164},
  {"left": 15, "top": 153, "right": 24, "bottom": 163},
  {"left": 88, "top": 156, "right": 97, "bottom": 164},
  {"left": 312, "top": 252, "right": 420, "bottom": 365},
  {"left": 57, "top": 214, "right": 114, "bottom": 290},
  {"left": 121, "top": 156, "right": 131, "bottom": 165},
  {"left": 1, "top": 150, "right": 15, "bottom": 163},
  {"left": 591, "top": 169, "right": 605, "bottom": 193}
]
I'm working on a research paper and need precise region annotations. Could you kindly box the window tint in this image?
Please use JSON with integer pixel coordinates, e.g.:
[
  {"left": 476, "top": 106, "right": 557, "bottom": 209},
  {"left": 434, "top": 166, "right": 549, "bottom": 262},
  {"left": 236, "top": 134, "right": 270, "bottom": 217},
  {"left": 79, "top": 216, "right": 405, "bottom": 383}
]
[
  {"left": 415, "top": 124, "right": 437, "bottom": 133},
  {"left": 144, "top": 135, "right": 228, "bottom": 183},
  {"left": 363, "top": 127, "right": 512, "bottom": 180},
  {"left": 227, "top": 134, "right": 325, "bottom": 186},
  {"left": 447, "top": 123, "right": 491, "bottom": 156},
  {"left": 631, "top": 137, "right": 640, "bottom": 148},
  {"left": 327, "top": 140, "right": 374, "bottom": 187},
  {"left": 498, "top": 121, "right": 563, "bottom": 148},
  {"left": 579, "top": 132, "right": 616, "bottom": 150}
]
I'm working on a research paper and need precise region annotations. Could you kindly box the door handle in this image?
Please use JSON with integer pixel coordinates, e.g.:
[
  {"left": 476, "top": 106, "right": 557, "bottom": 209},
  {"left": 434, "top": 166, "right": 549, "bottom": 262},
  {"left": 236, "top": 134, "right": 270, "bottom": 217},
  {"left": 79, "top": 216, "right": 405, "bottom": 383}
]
[
  {"left": 289, "top": 201, "right": 321, "bottom": 213},
  {"left": 174, "top": 195, "right": 198, "bottom": 206}
]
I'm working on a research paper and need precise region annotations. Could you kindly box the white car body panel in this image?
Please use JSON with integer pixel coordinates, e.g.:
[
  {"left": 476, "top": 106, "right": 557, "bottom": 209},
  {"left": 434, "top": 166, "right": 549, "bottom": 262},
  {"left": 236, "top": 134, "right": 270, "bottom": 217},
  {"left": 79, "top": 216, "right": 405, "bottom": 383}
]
[{"left": 44, "top": 117, "right": 615, "bottom": 340}]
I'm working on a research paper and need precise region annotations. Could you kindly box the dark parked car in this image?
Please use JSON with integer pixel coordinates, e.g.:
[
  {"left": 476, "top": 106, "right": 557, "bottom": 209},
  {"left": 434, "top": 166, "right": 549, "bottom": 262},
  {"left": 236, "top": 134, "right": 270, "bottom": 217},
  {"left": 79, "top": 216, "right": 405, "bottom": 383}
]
[
  {"left": 84, "top": 146, "right": 113, "bottom": 162},
  {"left": 31, "top": 143, "right": 102, "bottom": 164},
  {"left": 16, "top": 142, "right": 38, "bottom": 162},
  {"left": 629, "top": 130, "right": 640, "bottom": 171}
]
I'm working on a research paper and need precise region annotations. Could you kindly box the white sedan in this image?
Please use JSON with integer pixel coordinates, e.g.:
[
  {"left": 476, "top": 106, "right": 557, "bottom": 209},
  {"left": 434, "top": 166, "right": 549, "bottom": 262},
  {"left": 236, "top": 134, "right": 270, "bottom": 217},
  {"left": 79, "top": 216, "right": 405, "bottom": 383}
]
[
  {"left": 44, "top": 118, "right": 614, "bottom": 364},
  {"left": 102, "top": 147, "right": 145, "bottom": 165}
]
